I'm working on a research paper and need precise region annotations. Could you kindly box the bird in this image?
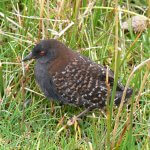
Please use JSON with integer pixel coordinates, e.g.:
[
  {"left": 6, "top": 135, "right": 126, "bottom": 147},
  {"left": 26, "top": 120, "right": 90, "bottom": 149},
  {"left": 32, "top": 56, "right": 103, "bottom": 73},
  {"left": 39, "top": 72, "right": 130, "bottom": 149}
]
[{"left": 23, "top": 39, "right": 132, "bottom": 118}]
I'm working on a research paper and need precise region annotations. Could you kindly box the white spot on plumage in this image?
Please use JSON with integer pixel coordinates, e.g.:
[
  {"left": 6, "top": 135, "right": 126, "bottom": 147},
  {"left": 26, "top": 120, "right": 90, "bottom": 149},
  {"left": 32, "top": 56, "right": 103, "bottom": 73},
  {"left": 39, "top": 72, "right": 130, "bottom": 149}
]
[
  {"left": 98, "top": 94, "right": 101, "bottom": 98},
  {"left": 62, "top": 71, "right": 66, "bottom": 74},
  {"left": 89, "top": 92, "right": 93, "bottom": 96},
  {"left": 72, "top": 61, "right": 78, "bottom": 65}
]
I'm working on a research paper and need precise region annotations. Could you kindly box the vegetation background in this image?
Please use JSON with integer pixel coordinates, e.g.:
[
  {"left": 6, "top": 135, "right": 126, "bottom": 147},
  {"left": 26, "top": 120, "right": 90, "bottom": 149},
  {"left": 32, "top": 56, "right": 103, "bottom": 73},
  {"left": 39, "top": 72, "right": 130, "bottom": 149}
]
[{"left": 0, "top": 0, "right": 149, "bottom": 149}]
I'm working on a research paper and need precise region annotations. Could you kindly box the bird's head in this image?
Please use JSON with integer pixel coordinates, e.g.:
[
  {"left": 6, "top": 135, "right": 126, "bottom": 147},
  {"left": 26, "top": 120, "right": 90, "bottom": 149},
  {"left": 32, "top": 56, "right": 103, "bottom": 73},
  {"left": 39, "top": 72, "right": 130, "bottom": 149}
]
[{"left": 23, "top": 39, "right": 65, "bottom": 63}]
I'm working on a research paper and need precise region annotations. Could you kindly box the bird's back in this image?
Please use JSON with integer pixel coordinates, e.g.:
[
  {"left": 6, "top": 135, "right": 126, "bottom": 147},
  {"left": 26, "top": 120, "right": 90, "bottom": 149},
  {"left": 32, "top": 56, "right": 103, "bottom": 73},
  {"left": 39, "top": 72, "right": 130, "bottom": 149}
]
[{"left": 47, "top": 50, "right": 132, "bottom": 108}]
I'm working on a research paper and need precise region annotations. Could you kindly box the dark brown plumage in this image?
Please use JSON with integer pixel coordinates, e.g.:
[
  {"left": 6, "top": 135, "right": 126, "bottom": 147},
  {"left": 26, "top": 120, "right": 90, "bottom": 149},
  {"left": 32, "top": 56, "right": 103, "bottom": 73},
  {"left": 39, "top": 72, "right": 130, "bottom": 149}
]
[{"left": 23, "top": 39, "right": 132, "bottom": 117}]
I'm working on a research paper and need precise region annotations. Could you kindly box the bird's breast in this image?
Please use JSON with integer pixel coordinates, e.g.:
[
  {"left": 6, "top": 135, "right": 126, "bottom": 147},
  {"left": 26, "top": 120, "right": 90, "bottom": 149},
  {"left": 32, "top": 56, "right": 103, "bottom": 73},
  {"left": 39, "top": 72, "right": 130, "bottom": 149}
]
[{"left": 35, "top": 61, "right": 59, "bottom": 100}]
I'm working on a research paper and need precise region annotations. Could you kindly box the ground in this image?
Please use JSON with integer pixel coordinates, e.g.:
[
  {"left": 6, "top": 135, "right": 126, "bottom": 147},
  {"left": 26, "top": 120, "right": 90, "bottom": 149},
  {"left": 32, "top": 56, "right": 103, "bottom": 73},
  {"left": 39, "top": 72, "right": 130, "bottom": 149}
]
[{"left": 0, "top": 0, "right": 149, "bottom": 149}]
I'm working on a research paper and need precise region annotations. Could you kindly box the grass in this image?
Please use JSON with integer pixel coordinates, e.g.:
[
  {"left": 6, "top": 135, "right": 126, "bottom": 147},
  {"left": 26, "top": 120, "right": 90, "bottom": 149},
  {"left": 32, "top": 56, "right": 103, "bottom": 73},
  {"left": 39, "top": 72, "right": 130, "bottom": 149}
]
[{"left": 0, "top": 0, "right": 150, "bottom": 149}]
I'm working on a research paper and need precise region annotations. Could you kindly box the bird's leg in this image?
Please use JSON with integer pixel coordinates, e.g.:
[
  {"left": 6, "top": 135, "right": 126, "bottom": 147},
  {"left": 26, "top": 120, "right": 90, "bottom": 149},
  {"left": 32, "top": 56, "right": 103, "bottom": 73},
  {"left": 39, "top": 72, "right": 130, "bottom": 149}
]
[
  {"left": 76, "top": 107, "right": 92, "bottom": 118},
  {"left": 67, "top": 105, "right": 95, "bottom": 126},
  {"left": 57, "top": 106, "right": 96, "bottom": 134}
]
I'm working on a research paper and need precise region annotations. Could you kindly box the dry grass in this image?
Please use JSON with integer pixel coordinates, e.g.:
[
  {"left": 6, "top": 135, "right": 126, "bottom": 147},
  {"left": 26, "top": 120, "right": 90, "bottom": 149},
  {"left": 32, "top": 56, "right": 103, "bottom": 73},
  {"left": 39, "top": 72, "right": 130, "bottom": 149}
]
[{"left": 0, "top": 0, "right": 149, "bottom": 149}]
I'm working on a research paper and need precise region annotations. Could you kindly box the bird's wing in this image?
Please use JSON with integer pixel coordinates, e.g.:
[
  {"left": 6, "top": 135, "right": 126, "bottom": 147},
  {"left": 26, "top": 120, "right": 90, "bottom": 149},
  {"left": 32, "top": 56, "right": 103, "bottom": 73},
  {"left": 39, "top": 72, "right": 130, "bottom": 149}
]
[
  {"left": 50, "top": 54, "right": 125, "bottom": 108},
  {"left": 98, "top": 64, "right": 125, "bottom": 91},
  {"left": 50, "top": 55, "right": 105, "bottom": 107},
  {"left": 80, "top": 55, "right": 125, "bottom": 91}
]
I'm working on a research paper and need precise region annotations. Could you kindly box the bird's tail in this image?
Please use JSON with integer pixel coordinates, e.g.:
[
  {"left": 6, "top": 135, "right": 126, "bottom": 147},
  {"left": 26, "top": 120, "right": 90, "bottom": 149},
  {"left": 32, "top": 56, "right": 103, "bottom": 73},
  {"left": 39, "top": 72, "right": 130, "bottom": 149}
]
[{"left": 114, "top": 88, "right": 133, "bottom": 106}]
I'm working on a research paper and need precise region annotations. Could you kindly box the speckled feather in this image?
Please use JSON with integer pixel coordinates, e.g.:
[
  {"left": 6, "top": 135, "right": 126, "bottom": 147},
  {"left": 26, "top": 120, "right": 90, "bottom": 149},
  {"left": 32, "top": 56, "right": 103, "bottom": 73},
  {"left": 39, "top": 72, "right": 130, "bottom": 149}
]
[
  {"left": 49, "top": 53, "right": 130, "bottom": 108},
  {"left": 25, "top": 39, "right": 132, "bottom": 110}
]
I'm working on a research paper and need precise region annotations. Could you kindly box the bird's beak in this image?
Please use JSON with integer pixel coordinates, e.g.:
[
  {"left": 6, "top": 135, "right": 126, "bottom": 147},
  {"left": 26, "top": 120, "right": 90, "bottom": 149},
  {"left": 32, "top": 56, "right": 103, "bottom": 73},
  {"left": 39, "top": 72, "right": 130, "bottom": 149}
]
[{"left": 23, "top": 52, "right": 33, "bottom": 61}]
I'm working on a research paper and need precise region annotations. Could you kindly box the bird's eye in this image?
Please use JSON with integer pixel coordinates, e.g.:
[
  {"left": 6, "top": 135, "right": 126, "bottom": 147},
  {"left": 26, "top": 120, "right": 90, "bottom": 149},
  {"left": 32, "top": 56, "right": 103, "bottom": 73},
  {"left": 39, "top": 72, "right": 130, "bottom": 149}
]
[{"left": 39, "top": 51, "right": 45, "bottom": 56}]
